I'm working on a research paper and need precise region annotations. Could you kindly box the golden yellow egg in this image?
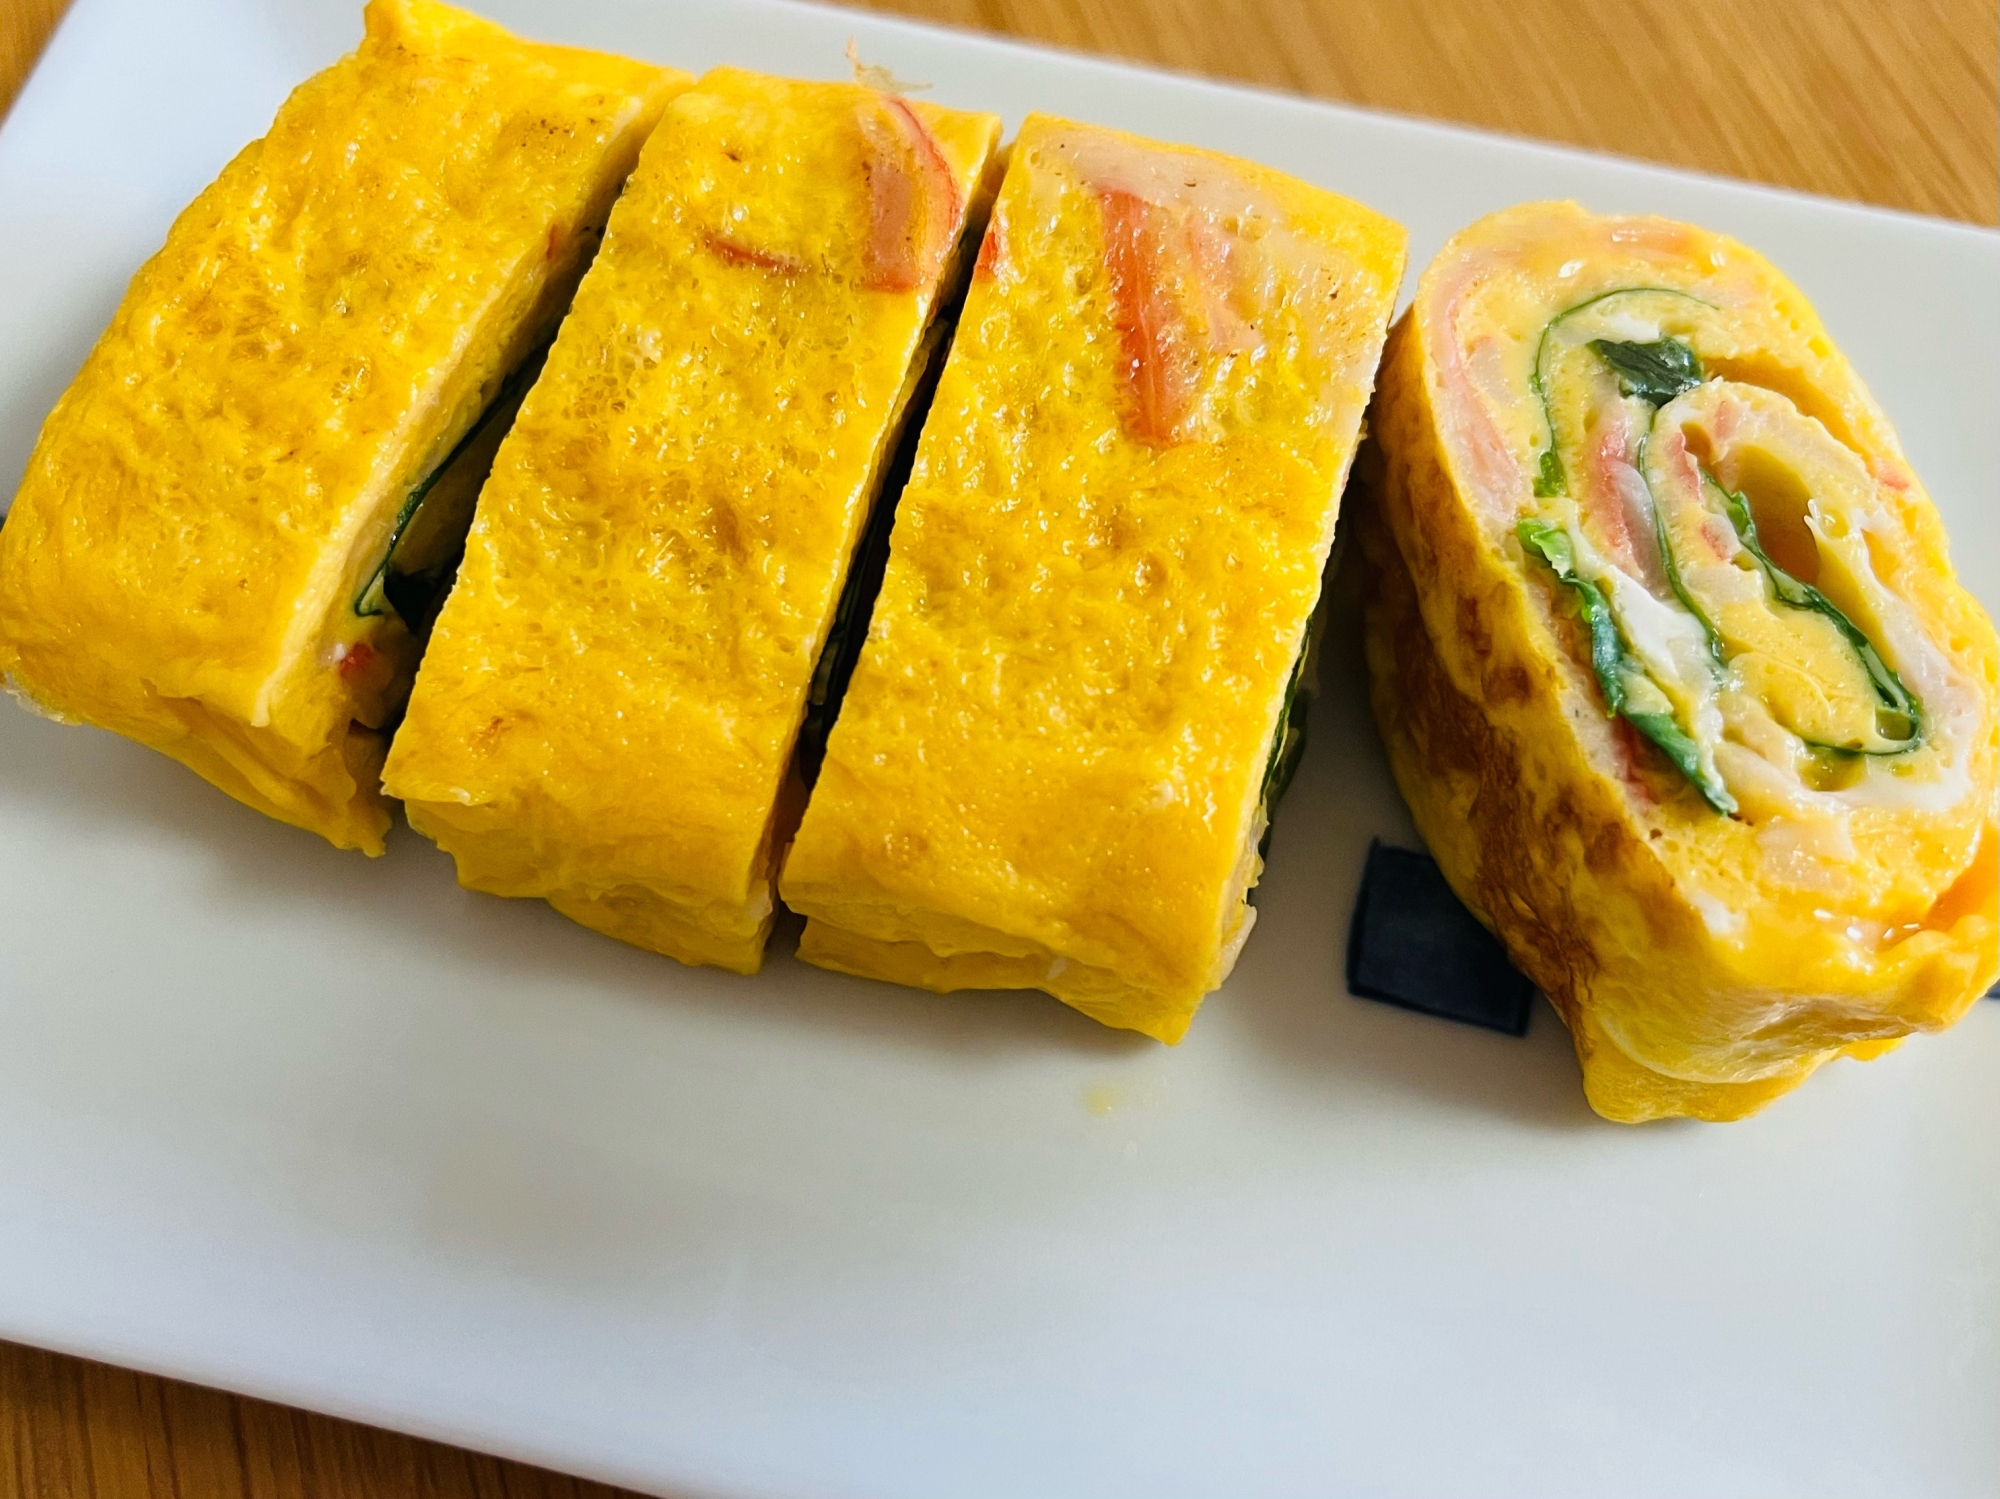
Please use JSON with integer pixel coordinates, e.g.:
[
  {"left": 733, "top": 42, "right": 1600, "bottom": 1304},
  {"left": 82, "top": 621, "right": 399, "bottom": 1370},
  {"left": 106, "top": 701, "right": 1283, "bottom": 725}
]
[
  {"left": 0, "top": 0, "right": 683, "bottom": 852},
  {"left": 1359, "top": 200, "right": 1998, "bottom": 1121},
  {"left": 384, "top": 68, "right": 1002, "bottom": 972},
  {"left": 781, "top": 113, "right": 1406, "bottom": 1040}
]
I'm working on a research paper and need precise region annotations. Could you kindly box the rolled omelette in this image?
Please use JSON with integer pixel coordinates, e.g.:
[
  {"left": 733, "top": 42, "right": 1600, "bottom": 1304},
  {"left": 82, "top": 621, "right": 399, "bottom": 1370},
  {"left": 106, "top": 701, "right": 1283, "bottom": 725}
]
[
  {"left": 1359, "top": 200, "right": 1998, "bottom": 1122},
  {"left": 779, "top": 114, "right": 1407, "bottom": 1041},
  {"left": 382, "top": 69, "right": 1003, "bottom": 973},
  {"left": 0, "top": 0, "right": 684, "bottom": 853}
]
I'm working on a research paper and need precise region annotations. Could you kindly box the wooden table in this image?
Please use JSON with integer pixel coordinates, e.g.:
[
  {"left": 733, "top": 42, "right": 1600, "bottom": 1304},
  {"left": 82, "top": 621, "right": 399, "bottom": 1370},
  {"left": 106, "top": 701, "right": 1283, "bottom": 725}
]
[{"left": 1, "top": 0, "right": 1993, "bottom": 1494}]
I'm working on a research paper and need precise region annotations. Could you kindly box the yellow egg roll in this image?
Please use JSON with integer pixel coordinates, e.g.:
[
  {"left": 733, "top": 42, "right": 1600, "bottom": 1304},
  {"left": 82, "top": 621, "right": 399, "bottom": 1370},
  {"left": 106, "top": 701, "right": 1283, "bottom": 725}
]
[
  {"left": 0, "top": 0, "right": 684, "bottom": 852},
  {"left": 383, "top": 69, "right": 1003, "bottom": 973},
  {"left": 1359, "top": 200, "right": 1999, "bottom": 1121},
  {"left": 780, "top": 115, "right": 1406, "bottom": 1041}
]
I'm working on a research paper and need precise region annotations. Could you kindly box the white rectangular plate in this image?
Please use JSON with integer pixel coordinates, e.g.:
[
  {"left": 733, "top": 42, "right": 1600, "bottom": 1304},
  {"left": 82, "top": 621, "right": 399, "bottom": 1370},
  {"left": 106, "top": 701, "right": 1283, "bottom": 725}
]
[{"left": 2, "top": 3, "right": 1995, "bottom": 1496}]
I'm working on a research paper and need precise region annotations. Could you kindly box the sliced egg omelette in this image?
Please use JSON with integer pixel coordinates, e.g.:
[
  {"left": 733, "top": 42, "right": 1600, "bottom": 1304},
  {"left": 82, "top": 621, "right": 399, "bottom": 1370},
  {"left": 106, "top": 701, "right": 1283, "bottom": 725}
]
[
  {"left": 780, "top": 114, "right": 1407, "bottom": 1041},
  {"left": 0, "top": 0, "right": 684, "bottom": 852},
  {"left": 1359, "top": 200, "right": 1998, "bottom": 1121},
  {"left": 382, "top": 69, "right": 1003, "bottom": 974}
]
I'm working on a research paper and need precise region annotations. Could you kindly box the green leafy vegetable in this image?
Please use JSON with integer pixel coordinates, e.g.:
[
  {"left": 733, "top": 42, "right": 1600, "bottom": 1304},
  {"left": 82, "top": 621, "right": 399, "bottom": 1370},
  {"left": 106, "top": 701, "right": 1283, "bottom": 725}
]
[
  {"left": 1623, "top": 708, "right": 1723, "bottom": 804},
  {"left": 1533, "top": 447, "right": 1565, "bottom": 499},
  {"left": 1517, "top": 519, "right": 1625, "bottom": 710},
  {"left": 352, "top": 347, "right": 549, "bottom": 625},
  {"left": 1517, "top": 517, "right": 1737, "bottom": 814},
  {"left": 1588, "top": 336, "right": 1703, "bottom": 407},
  {"left": 1248, "top": 616, "right": 1317, "bottom": 883},
  {"left": 795, "top": 321, "right": 956, "bottom": 785},
  {"left": 1711, "top": 476, "right": 1922, "bottom": 750},
  {"left": 1259, "top": 633, "right": 1311, "bottom": 815},
  {"left": 353, "top": 462, "right": 449, "bottom": 621},
  {"left": 1529, "top": 287, "right": 1711, "bottom": 499}
]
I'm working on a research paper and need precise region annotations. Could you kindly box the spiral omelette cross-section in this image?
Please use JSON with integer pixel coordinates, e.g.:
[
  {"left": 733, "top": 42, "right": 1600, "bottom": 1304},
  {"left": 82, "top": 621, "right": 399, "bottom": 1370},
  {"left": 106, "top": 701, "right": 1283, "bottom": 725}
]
[{"left": 1360, "top": 200, "right": 1998, "bottom": 1122}]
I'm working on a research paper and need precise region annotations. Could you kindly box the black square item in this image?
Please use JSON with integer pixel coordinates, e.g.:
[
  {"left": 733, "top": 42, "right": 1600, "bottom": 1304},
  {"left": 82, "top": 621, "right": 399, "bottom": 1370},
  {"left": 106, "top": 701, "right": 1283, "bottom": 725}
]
[{"left": 1346, "top": 841, "right": 1536, "bottom": 1036}]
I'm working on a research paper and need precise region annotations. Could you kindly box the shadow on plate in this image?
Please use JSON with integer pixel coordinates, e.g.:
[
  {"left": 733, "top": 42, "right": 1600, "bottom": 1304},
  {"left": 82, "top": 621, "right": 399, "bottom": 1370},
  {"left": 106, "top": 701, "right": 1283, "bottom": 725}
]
[
  {"left": 0, "top": 567, "right": 1589, "bottom": 1124},
  {"left": 1214, "top": 577, "right": 1602, "bottom": 1135},
  {"left": 0, "top": 699, "right": 1147, "bottom": 1067}
]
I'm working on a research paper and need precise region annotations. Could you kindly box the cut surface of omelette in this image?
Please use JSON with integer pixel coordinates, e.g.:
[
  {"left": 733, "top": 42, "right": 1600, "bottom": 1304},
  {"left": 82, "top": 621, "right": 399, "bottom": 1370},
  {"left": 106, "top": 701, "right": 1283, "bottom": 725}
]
[
  {"left": 0, "top": 0, "right": 682, "bottom": 854},
  {"left": 780, "top": 115, "right": 1406, "bottom": 1041},
  {"left": 383, "top": 69, "right": 1002, "bottom": 973},
  {"left": 1359, "top": 200, "right": 1998, "bottom": 1121}
]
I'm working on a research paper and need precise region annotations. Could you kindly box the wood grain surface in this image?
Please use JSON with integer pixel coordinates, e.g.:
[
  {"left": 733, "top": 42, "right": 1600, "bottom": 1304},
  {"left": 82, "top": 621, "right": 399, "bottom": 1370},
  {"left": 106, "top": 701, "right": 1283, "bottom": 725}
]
[
  {"left": 0, "top": 0, "right": 1993, "bottom": 1496},
  {"left": 844, "top": 0, "right": 2000, "bottom": 224}
]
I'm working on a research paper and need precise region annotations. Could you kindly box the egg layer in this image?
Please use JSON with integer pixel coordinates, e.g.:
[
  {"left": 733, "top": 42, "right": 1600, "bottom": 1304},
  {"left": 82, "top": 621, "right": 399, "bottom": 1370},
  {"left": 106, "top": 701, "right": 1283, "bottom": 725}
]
[
  {"left": 1362, "top": 200, "right": 1998, "bottom": 1121},
  {"left": 383, "top": 69, "right": 1001, "bottom": 972},
  {"left": 781, "top": 114, "right": 1406, "bottom": 1040},
  {"left": 0, "top": 0, "right": 682, "bottom": 852}
]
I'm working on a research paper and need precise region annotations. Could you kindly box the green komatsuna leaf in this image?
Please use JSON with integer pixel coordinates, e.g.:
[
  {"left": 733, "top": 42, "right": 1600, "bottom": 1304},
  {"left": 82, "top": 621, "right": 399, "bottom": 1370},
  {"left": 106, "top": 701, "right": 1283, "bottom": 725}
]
[
  {"left": 796, "top": 320, "right": 957, "bottom": 785},
  {"left": 1711, "top": 476, "right": 1923, "bottom": 751},
  {"left": 1259, "top": 632, "right": 1310, "bottom": 816},
  {"left": 1250, "top": 603, "right": 1324, "bottom": 883},
  {"left": 1529, "top": 287, "right": 1713, "bottom": 499},
  {"left": 352, "top": 348, "right": 549, "bottom": 621},
  {"left": 1517, "top": 516, "right": 1738, "bottom": 814},
  {"left": 353, "top": 477, "right": 435, "bottom": 620},
  {"left": 1623, "top": 709, "right": 1728, "bottom": 805},
  {"left": 1533, "top": 447, "right": 1565, "bottom": 499},
  {"left": 1517, "top": 519, "right": 1626, "bottom": 713},
  {"left": 1588, "top": 336, "right": 1703, "bottom": 407},
  {"left": 1250, "top": 641, "right": 1311, "bottom": 880}
]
